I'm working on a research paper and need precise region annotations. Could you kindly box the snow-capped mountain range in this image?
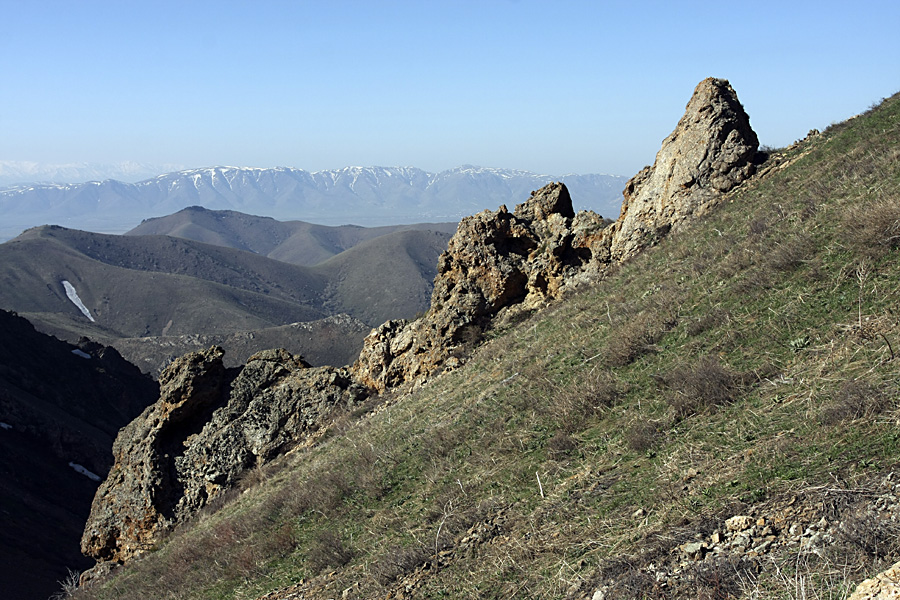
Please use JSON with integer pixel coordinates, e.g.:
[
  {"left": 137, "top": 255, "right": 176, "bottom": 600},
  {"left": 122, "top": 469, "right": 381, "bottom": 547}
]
[{"left": 0, "top": 165, "right": 627, "bottom": 241}]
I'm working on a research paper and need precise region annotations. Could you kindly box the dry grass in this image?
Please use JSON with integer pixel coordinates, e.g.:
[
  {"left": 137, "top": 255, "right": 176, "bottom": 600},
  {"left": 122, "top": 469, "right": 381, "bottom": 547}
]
[
  {"left": 72, "top": 91, "right": 900, "bottom": 600},
  {"left": 663, "top": 356, "right": 741, "bottom": 419},
  {"left": 843, "top": 196, "right": 900, "bottom": 257}
]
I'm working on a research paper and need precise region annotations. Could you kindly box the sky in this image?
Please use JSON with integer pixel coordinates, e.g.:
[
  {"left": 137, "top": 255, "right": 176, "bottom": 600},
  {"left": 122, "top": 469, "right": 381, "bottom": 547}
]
[{"left": 1, "top": 0, "right": 898, "bottom": 178}]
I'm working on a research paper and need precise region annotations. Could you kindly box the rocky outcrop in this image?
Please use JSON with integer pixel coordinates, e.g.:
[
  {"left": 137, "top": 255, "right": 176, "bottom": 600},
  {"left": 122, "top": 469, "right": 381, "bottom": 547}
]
[
  {"left": 353, "top": 78, "right": 758, "bottom": 392},
  {"left": 608, "top": 77, "right": 759, "bottom": 262},
  {"left": 81, "top": 346, "right": 367, "bottom": 564},
  {"left": 588, "top": 473, "right": 900, "bottom": 599},
  {"left": 849, "top": 561, "right": 900, "bottom": 600},
  {"left": 352, "top": 183, "right": 613, "bottom": 391},
  {"left": 80, "top": 77, "right": 762, "bottom": 573}
]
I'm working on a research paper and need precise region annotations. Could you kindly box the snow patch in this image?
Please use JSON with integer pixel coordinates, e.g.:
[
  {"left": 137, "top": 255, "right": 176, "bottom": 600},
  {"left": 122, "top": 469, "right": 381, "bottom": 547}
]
[
  {"left": 61, "top": 280, "right": 95, "bottom": 322},
  {"left": 71, "top": 349, "right": 91, "bottom": 359},
  {"left": 0, "top": 422, "right": 12, "bottom": 430},
  {"left": 69, "top": 462, "right": 102, "bottom": 482}
]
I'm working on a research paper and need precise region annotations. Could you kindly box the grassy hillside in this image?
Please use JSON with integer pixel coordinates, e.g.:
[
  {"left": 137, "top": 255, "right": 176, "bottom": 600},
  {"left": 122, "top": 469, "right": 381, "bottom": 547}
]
[
  {"left": 1, "top": 228, "right": 329, "bottom": 336},
  {"left": 314, "top": 229, "right": 452, "bottom": 326},
  {"left": 71, "top": 92, "right": 899, "bottom": 600}
]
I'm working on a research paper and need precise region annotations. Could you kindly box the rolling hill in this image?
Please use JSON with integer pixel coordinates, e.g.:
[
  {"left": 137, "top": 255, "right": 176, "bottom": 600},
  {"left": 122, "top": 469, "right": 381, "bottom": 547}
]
[
  {"left": 125, "top": 206, "right": 459, "bottom": 266},
  {"left": 0, "top": 219, "right": 454, "bottom": 375}
]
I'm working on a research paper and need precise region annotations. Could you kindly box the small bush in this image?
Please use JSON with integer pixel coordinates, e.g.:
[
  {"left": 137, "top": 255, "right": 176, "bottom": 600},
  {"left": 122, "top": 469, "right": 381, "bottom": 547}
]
[
  {"left": 605, "top": 310, "right": 676, "bottom": 367},
  {"left": 625, "top": 421, "right": 659, "bottom": 453},
  {"left": 834, "top": 505, "right": 900, "bottom": 563},
  {"left": 49, "top": 569, "right": 80, "bottom": 600},
  {"left": 553, "top": 372, "right": 622, "bottom": 433},
  {"left": 763, "top": 235, "right": 813, "bottom": 272},
  {"left": 685, "top": 309, "right": 728, "bottom": 337},
  {"left": 370, "top": 544, "right": 428, "bottom": 585},
  {"left": 748, "top": 216, "right": 769, "bottom": 237},
  {"left": 819, "top": 379, "right": 890, "bottom": 425},
  {"left": 676, "top": 556, "right": 758, "bottom": 600},
  {"left": 547, "top": 431, "right": 577, "bottom": 457},
  {"left": 843, "top": 197, "right": 900, "bottom": 257},
  {"left": 664, "top": 357, "right": 739, "bottom": 419},
  {"left": 306, "top": 530, "right": 354, "bottom": 574},
  {"left": 602, "top": 565, "right": 667, "bottom": 600}
]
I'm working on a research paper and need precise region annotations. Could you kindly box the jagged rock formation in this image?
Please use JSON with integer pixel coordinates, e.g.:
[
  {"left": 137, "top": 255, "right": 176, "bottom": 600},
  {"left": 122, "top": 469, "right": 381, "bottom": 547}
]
[
  {"left": 351, "top": 183, "right": 614, "bottom": 391},
  {"left": 81, "top": 346, "right": 367, "bottom": 564},
  {"left": 608, "top": 77, "right": 759, "bottom": 262},
  {"left": 352, "top": 77, "right": 758, "bottom": 392},
  {"left": 80, "top": 77, "right": 761, "bottom": 573}
]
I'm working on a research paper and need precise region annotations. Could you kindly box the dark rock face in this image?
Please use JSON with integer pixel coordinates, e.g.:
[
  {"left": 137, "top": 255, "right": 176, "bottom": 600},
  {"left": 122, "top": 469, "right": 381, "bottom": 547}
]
[
  {"left": 0, "top": 309, "right": 158, "bottom": 599},
  {"left": 81, "top": 346, "right": 367, "bottom": 564}
]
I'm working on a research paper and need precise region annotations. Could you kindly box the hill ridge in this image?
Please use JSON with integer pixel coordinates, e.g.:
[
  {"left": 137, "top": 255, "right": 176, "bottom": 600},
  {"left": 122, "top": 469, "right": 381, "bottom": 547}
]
[
  {"left": 73, "top": 81, "right": 900, "bottom": 599},
  {"left": 80, "top": 76, "right": 761, "bottom": 567},
  {"left": 0, "top": 165, "right": 626, "bottom": 241}
]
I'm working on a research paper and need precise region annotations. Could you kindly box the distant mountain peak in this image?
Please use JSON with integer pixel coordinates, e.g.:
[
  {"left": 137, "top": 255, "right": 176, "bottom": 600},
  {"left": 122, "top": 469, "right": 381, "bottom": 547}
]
[{"left": 0, "top": 165, "right": 627, "bottom": 241}]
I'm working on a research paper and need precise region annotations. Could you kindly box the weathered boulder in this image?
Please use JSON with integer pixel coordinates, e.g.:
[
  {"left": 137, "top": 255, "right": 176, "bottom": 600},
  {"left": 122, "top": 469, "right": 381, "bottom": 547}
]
[
  {"left": 352, "top": 182, "right": 610, "bottom": 391},
  {"left": 81, "top": 346, "right": 230, "bottom": 563},
  {"left": 81, "top": 346, "right": 367, "bottom": 564},
  {"left": 848, "top": 561, "right": 900, "bottom": 600},
  {"left": 353, "top": 78, "right": 759, "bottom": 392},
  {"left": 608, "top": 77, "right": 759, "bottom": 262}
]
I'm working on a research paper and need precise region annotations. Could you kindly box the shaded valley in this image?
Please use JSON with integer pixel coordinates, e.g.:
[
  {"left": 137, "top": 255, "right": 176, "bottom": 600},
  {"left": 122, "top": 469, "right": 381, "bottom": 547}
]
[{"left": 0, "top": 310, "right": 158, "bottom": 600}]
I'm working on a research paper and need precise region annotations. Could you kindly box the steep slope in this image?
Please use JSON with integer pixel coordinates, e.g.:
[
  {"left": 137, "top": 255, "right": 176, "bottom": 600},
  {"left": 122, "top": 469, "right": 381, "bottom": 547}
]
[
  {"left": 313, "top": 229, "right": 452, "bottom": 326},
  {"left": 126, "top": 206, "right": 458, "bottom": 266},
  {"left": 0, "top": 310, "right": 158, "bottom": 600},
  {"left": 71, "top": 82, "right": 900, "bottom": 600}
]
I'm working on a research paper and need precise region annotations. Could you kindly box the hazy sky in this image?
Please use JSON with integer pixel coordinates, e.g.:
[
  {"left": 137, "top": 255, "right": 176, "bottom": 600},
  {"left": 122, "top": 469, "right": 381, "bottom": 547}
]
[{"left": 2, "top": 0, "right": 898, "bottom": 177}]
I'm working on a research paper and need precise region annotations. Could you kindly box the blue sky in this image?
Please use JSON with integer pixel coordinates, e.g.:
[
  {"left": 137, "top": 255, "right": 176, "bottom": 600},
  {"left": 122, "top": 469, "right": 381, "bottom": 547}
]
[{"left": 1, "top": 0, "right": 898, "bottom": 177}]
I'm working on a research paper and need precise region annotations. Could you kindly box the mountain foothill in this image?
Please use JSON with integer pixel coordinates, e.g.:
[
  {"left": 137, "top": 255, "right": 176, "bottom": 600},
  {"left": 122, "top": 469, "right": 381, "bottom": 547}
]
[
  {"left": 0, "top": 211, "right": 458, "bottom": 376},
  {"left": 5, "top": 77, "right": 897, "bottom": 600}
]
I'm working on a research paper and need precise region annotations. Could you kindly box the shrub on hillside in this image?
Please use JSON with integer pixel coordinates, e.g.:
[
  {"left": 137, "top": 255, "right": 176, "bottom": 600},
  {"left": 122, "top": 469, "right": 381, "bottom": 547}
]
[
  {"left": 370, "top": 544, "right": 429, "bottom": 585},
  {"left": 663, "top": 357, "right": 739, "bottom": 419},
  {"left": 843, "top": 197, "right": 900, "bottom": 257},
  {"left": 819, "top": 379, "right": 890, "bottom": 425},
  {"left": 605, "top": 310, "right": 677, "bottom": 367},
  {"left": 306, "top": 530, "right": 354, "bottom": 574},
  {"left": 625, "top": 420, "right": 660, "bottom": 453}
]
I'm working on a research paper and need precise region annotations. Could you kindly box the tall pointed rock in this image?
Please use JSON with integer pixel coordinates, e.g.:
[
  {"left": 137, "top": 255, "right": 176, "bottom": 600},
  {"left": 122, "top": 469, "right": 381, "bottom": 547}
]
[{"left": 609, "top": 77, "right": 759, "bottom": 261}]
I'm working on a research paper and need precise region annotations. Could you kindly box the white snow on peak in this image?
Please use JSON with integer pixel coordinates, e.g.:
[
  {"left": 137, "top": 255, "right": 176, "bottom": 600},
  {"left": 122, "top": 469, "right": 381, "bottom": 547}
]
[
  {"left": 71, "top": 349, "right": 92, "bottom": 359},
  {"left": 68, "top": 462, "right": 102, "bottom": 482},
  {"left": 61, "top": 280, "right": 96, "bottom": 322}
]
